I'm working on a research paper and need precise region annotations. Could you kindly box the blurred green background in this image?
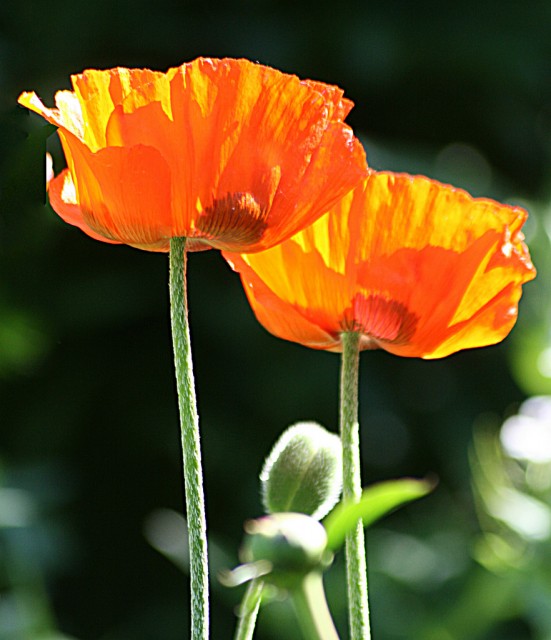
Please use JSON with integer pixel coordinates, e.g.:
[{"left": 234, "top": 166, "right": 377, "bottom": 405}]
[{"left": 1, "top": 1, "right": 550, "bottom": 639}]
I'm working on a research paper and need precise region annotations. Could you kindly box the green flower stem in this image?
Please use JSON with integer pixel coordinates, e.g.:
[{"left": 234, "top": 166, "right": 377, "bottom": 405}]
[
  {"left": 169, "top": 237, "right": 209, "bottom": 640},
  {"left": 291, "top": 572, "right": 341, "bottom": 640},
  {"left": 340, "top": 331, "right": 371, "bottom": 640},
  {"left": 234, "top": 579, "right": 264, "bottom": 640}
]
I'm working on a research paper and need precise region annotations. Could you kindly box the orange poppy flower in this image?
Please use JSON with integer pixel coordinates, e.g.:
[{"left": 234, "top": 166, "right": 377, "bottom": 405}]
[
  {"left": 224, "top": 172, "right": 536, "bottom": 359},
  {"left": 18, "top": 58, "right": 367, "bottom": 252}
]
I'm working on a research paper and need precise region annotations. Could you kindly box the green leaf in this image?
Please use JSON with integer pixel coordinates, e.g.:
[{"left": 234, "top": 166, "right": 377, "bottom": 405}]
[{"left": 323, "top": 477, "right": 435, "bottom": 551}]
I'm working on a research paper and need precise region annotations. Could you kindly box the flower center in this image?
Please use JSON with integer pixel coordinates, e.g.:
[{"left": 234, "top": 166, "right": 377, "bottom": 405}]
[
  {"left": 196, "top": 192, "right": 268, "bottom": 248},
  {"left": 344, "top": 293, "right": 418, "bottom": 346}
]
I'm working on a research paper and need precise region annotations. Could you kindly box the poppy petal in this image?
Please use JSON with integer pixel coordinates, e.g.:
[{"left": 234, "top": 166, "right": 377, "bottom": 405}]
[
  {"left": 226, "top": 253, "right": 340, "bottom": 349},
  {"left": 48, "top": 169, "right": 120, "bottom": 245},
  {"left": 225, "top": 172, "right": 536, "bottom": 358},
  {"left": 56, "top": 129, "right": 173, "bottom": 250},
  {"left": 18, "top": 58, "right": 366, "bottom": 252}
]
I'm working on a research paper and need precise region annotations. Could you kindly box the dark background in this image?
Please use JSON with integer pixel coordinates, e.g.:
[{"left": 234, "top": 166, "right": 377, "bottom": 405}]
[{"left": 1, "top": 1, "right": 550, "bottom": 639}]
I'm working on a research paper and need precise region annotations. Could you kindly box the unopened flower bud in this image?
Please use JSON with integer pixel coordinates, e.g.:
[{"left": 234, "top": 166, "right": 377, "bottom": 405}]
[
  {"left": 260, "top": 422, "right": 342, "bottom": 520},
  {"left": 241, "top": 513, "right": 328, "bottom": 586}
]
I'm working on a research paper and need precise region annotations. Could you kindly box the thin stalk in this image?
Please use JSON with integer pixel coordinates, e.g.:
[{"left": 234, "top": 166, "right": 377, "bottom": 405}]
[
  {"left": 234, "top": 579, "right": 264, "bottom": 640},
  {"left": 169, "top": 236, "right": 209, "bottom": 640},
  {"left": 290, "top": 572, "right": 340, "bottom": 640},
  {"left": 340, "top": 331, "right": 371, "bottom": 639}
]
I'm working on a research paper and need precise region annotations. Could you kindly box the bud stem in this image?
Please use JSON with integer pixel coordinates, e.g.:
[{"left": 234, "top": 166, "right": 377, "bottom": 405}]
[
  {"left": 291, "top": 572, "right": 340, "bottom": 640},
  {"left": 169, "top": 237, "right": 209, "bottom": 640},
  {"left": 340, "top": 331, "right": 371, "bottom": 639},
  {"left": 234, "top": 579, "right": 264, "bottom": 640}
]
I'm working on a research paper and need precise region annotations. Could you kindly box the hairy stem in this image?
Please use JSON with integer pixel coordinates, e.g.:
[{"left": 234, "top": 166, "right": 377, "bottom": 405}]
[
  {"left": 340, "top": 331, "right": 370, "bottom": 639},
  {"left": 169, "top": 237, "right": 209, "bottom": 640}
]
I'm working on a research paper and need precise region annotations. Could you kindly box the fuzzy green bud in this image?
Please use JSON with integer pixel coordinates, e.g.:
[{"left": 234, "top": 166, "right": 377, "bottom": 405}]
[
  {"left": 260, "top": 422, "right": 342, "bottom": 520},
  {"left": 241, "top": 513, "right": 329, "bottom": 587}
]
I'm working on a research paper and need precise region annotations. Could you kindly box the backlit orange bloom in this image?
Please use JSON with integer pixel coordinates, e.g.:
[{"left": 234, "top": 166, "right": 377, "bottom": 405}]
[
  {"left": 225, "top": 172, "right": 536, "bottom": 359},
  {"left": 18, "top": 58, "right": 366, "bottom": 252}
]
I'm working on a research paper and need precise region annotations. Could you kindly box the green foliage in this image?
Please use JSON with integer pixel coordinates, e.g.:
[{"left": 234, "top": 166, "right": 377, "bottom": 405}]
[{"left": 324, "top": 478, "right": 434, "bottom": 552}]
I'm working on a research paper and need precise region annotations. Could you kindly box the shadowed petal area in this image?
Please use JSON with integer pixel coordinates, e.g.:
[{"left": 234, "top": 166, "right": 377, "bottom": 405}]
[
  {"left": 195, "top": 193, "right": 268, "bottom": 248},
  {"left": 344, "top": 294, "right": 419, "bottom": 348},
  {"left": 18, "top": 58, "right": 367, "bottom": 253},
  {"left": 224, "top": 172, "right": 536, "bottom": 358}
]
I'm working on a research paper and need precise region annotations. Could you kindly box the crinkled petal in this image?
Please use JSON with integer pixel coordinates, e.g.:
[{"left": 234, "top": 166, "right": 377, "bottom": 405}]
[
  {"left": 71, "top": 67, "right": 173, "bottom": 150},
  {"left": 167, "top": 58, "right": 367, "bottom": 251},
  {"left": 18, "top": 58, "right": 366, "bottom": 252},
  {"left": 225, "top": 172, "right": 536, "bottom": 358}
]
